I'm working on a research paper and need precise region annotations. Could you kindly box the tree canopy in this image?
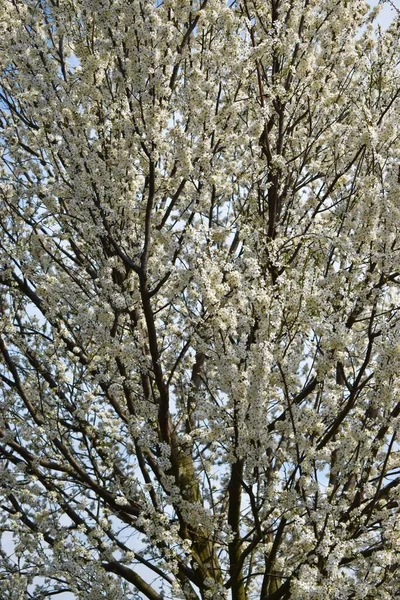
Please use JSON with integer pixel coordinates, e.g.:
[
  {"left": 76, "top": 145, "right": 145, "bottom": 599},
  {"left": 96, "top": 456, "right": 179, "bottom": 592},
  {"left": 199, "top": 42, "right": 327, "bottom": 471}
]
[{"left": 0, "top": 1, "right": 400, "bottom": 599}]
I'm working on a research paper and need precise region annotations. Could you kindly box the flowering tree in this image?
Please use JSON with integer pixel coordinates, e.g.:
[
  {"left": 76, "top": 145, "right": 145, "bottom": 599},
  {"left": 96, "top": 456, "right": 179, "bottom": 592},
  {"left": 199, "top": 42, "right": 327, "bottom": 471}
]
[{"left": 0, "top": 0, "right": 400, "bottom": 598}]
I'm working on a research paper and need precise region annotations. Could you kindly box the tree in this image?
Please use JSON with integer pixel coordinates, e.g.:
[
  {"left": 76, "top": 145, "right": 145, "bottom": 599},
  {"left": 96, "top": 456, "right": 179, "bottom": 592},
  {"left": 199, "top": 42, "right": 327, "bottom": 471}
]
[{"left": 0, "top": 0, "right": 399, "bottom": 598}]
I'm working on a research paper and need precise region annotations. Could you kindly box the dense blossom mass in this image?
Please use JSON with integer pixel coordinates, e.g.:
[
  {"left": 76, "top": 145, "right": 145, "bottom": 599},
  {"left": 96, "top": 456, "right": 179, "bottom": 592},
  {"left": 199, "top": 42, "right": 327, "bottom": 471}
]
[{"left": 0, "top": 1, "right": 400, "bottom": 599}]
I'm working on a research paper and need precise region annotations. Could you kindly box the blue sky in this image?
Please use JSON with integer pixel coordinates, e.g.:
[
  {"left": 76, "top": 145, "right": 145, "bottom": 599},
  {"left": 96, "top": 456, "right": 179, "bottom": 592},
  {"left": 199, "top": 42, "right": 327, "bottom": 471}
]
[{"left": 374, "top": 0, "right": 398, "bottom": 27}]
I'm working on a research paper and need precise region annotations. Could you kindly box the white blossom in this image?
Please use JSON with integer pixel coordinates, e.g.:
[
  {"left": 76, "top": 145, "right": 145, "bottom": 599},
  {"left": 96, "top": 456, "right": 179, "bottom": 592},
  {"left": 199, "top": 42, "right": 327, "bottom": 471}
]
[{"left": 0, "top": 1, "right": 399, "bottom": 599}]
